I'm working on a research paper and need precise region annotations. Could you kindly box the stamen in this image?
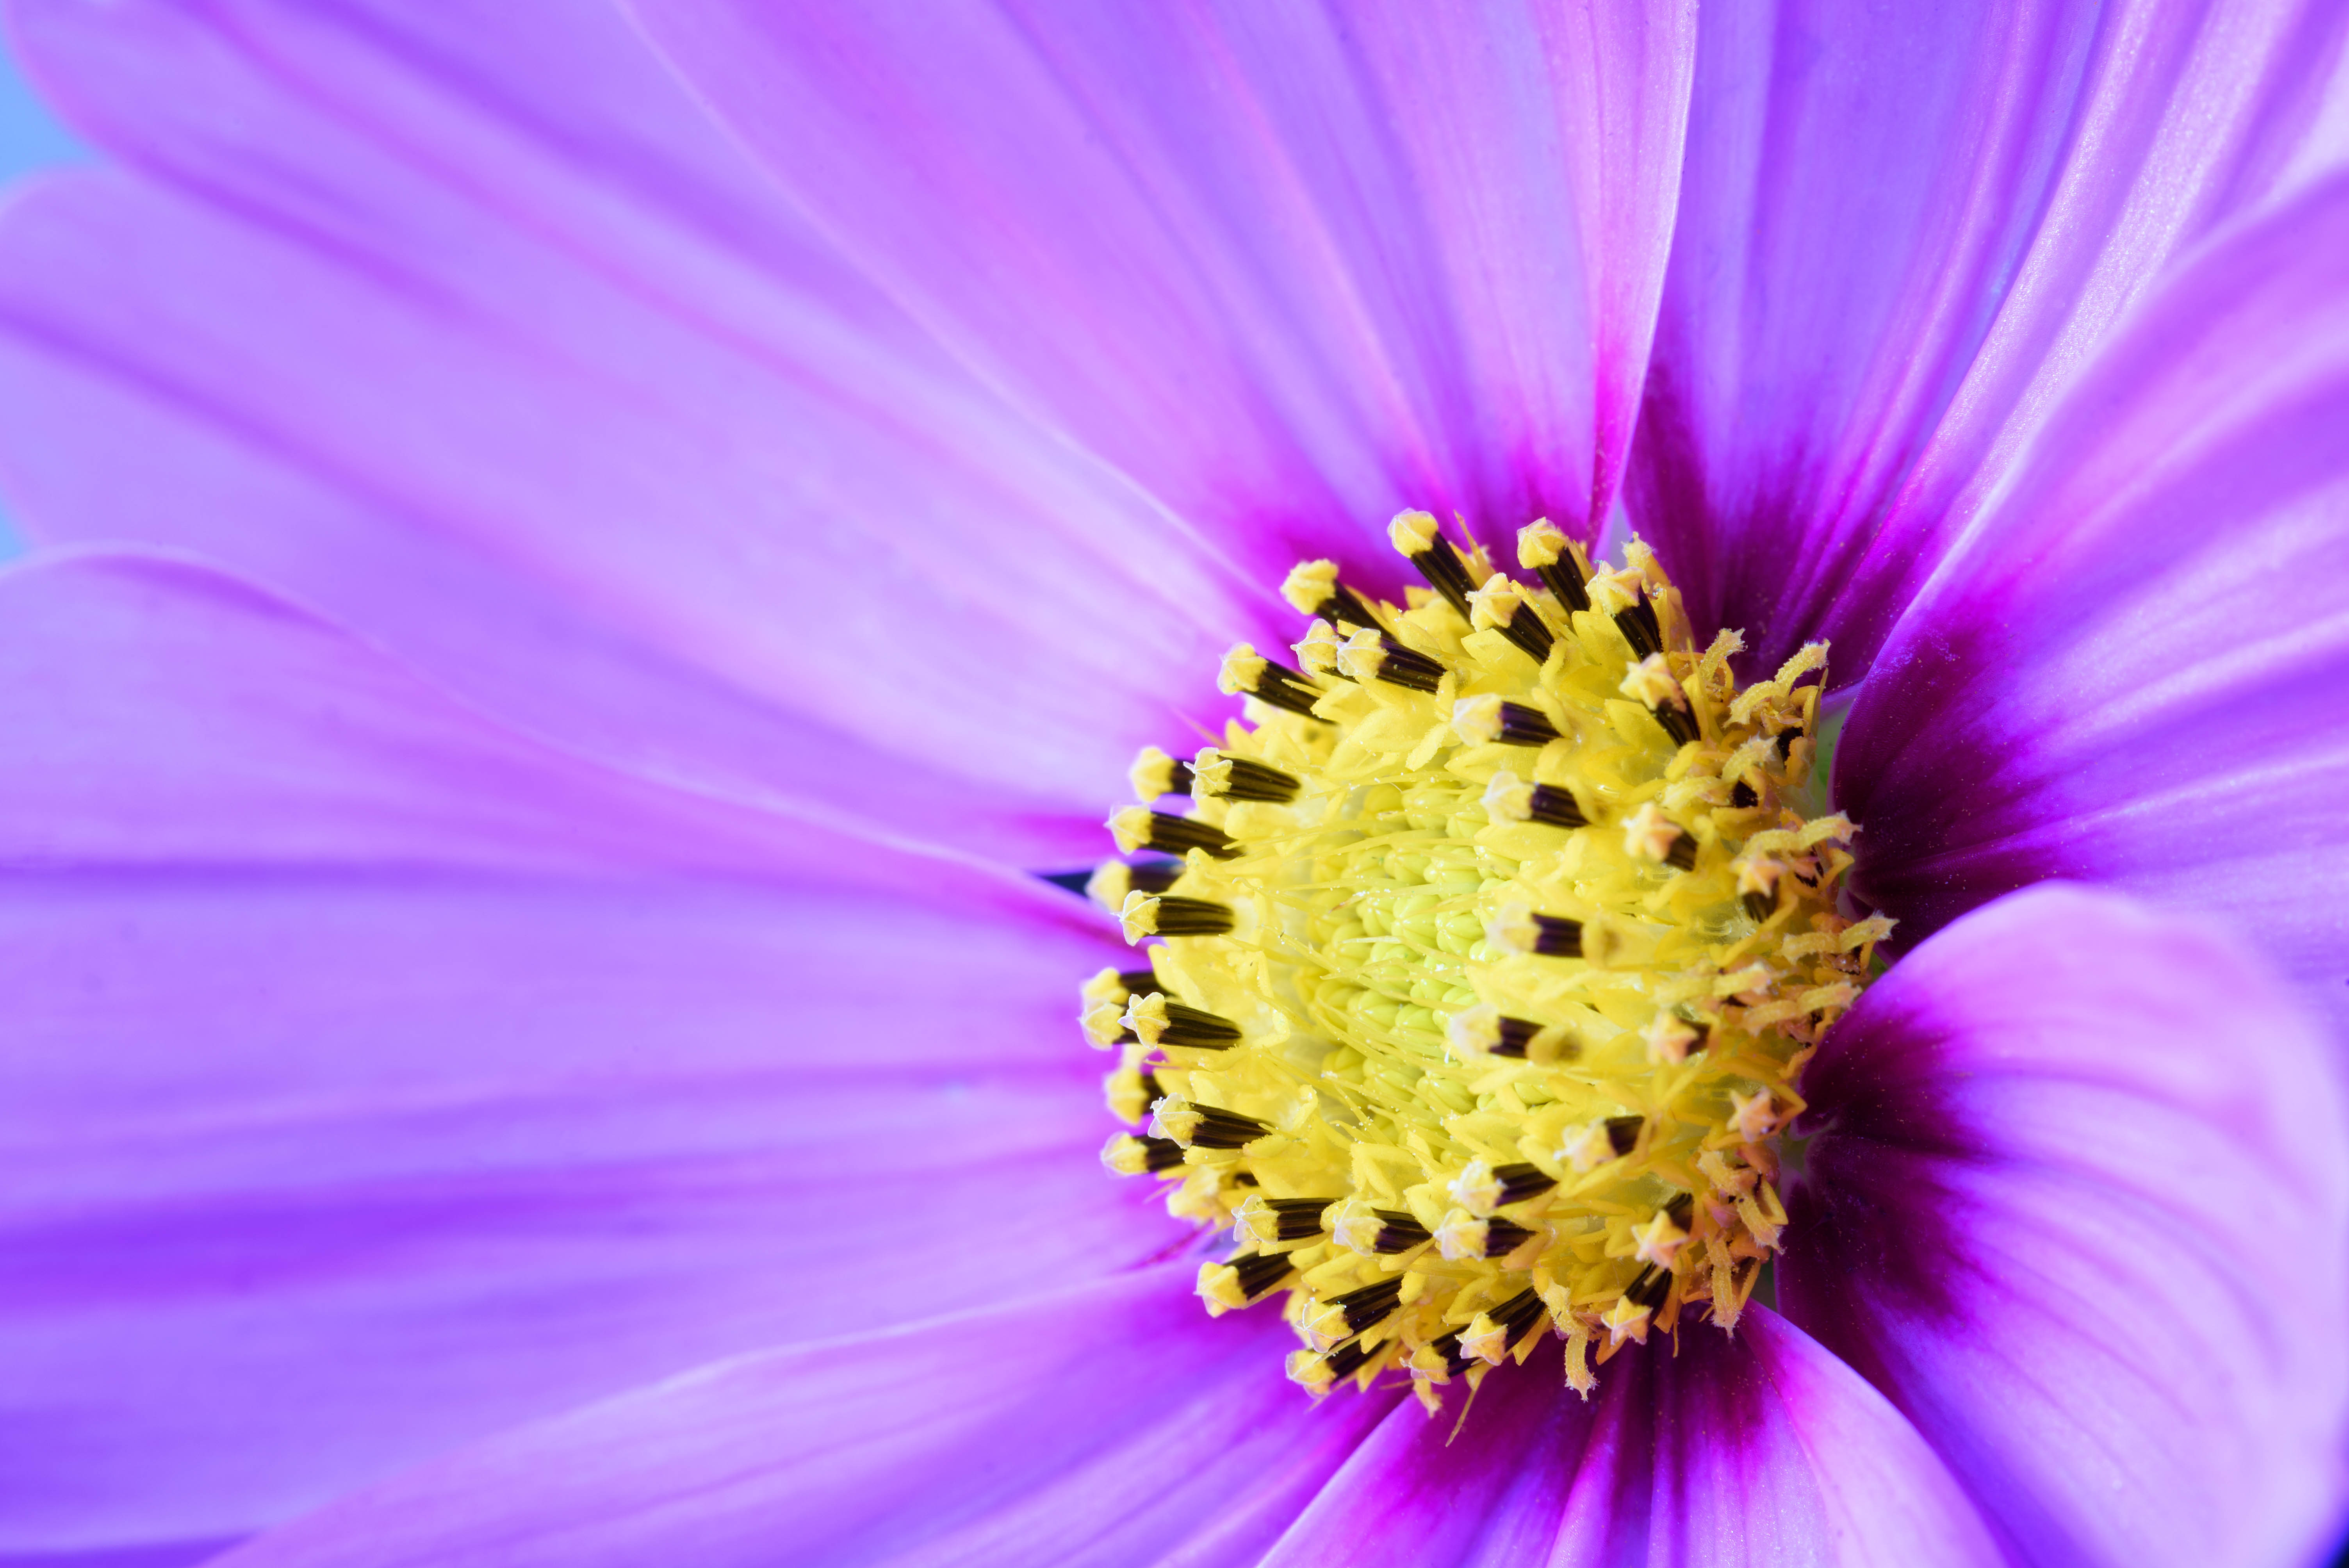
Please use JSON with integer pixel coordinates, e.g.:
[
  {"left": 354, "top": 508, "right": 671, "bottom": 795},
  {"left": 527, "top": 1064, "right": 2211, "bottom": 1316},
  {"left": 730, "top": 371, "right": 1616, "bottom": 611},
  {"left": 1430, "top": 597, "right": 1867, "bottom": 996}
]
[
  {"left": 1281, "top": 559, "right": 1379, "bottom": 631},
  {"left": 1087, "top": 529, "right": 1869, "bottom": 1398},
  {"left": 1128, "top": 745, "right": 1194, "bottom": 801},
  {"left": 1106, "top": 807, "right": 1238, "bottom": 861},
  {"left": 1191, "top": 749, "right": 1301, "bottom": 804}
]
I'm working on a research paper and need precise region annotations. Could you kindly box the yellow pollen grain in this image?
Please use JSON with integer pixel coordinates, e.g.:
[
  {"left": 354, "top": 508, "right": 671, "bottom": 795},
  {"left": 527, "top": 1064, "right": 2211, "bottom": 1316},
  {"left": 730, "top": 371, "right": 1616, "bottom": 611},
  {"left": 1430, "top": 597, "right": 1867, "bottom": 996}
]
[{"left": 1080, "top": 516, "right": 1876, "bottom": 1404}]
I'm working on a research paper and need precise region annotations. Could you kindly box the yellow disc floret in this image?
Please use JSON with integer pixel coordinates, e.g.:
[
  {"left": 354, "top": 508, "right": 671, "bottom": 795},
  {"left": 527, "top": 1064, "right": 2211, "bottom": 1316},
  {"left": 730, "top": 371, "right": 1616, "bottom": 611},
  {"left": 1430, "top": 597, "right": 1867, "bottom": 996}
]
[{"left": 1085, "top": 513, "right": 1887, "bottom": 1408}]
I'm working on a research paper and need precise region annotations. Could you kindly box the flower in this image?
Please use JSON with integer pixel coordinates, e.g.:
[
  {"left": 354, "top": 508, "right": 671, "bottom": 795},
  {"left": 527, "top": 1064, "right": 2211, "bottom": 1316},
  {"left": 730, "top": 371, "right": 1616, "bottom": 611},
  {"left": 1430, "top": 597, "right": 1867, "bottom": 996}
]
[{"left": 1, "top": 3, "right": 2347, "bottom": 1566}]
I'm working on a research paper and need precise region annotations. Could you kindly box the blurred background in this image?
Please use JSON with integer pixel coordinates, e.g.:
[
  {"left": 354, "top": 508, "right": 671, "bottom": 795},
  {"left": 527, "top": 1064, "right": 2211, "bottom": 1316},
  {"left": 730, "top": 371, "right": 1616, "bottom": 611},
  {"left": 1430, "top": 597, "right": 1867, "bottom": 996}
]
[{"left": 0, "top": 37, "right": 82, "bottom": 555}]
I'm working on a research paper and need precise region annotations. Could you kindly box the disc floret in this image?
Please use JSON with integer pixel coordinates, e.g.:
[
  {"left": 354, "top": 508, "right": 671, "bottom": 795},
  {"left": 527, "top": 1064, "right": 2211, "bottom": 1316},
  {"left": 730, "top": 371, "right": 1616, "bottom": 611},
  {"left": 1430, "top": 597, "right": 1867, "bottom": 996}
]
[{"left": 1087, "top": 514, "right": 1886, "bottom": 1407}]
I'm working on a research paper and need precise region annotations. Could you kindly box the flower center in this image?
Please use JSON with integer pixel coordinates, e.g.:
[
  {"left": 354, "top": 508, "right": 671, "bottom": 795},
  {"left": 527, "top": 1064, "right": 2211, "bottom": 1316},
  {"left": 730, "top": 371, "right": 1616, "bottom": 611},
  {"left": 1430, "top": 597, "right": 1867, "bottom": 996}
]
[{"left": 1084, "top": 513, "right": 1887, "bottom": 1407}]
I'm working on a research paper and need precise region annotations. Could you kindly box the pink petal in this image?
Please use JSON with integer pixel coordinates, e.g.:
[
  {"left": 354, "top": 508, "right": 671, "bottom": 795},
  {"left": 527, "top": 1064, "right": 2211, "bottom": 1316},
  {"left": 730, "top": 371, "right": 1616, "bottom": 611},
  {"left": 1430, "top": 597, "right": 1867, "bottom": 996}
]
[
  {"left": 0, "top": 0, "right": 1274, "bottom": 867},
  {"left": 629, "top": 0, "right": 1697, "bottom": 561},
  {"left": 205, "top": 1267, "right": 1399, "bottom": 1568},
  {"left": 0, "top": 552, "right": 1167, "bottom": 1554},
  {"left": 1629, "top": 0, "right": 2349, "bottom": 682},
  {"left": 1781, "top": 885, "right": 2349, "bottom": 1567},
  {"left": 1260, "top": 1308, "right": 1994, "bottom": 1566}
]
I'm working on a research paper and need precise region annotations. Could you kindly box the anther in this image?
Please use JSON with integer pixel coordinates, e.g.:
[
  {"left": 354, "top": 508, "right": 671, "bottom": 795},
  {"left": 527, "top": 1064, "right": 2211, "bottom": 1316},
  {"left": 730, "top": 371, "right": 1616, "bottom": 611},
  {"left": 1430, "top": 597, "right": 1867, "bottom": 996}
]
[
  {"left": 1623, "top": 803, "right": 1696, "bottom": 871},
  {"left": 1191, "top": 748, "right": 1300, "bottom": 804},
  {"left": 1308, "top": 1277, "right": 1405, "bottom": 1348},
  {"left": 1151, "top": 1098, "right": 1271, "bottom": 1150},
  {"left": 1608, "top": 1116, "right": 1645, "bottom": 1156},
  {"left": 1632, "top": 1207, "right": 1691, "bottom": 1269},
  {"left": 1615, "top": 593, "right": 1665, "bottom": 662},
  {"left": 1620, "top": 654, "right": 1700, "bottom": 748},
  {"left": 1625, "top": 1265, "right": 1672, "bottom": 1311},
  {"left": 1446, "top": 1003, "right": 1568, "bottom": 1062},
  {"left": 1452, "top": 695, "right": 1562, "bottom": 748},
  {"left": 1488, "top": 903, "right": 1584, "bottom": 959},
  {"left": 1435, "top": 1209, "right": 1536, "bottom": 1260},
  {"left": 1642, "top": 1012, "right": 1708, "bottom": 1065},
  {"left": 1218, "top": 644, "right": 1326, "bottom": 720},
  {"left": 1328, "top": 1198, "right": 1433, "bottom": 1255},
  {"left": 1482, "top": 769, "right": 1587, "bottom": 829},
  {"left": 1128, "top": 745, "right": 1194, "bottom": 801},
  {"left": 1083, "top": 858, "right": 1182, "bottom": 909},
  {"left": 1450, "top": 1160, "right": 1559, "bottom": 1215},
  {"left": 1199, "top": 1251, "right": 1295, "bottom": 1311},
  {"left": 1107, "top": 807, "right": 1238, "bottom": 861},
  {"left": 1281, "top": 559, "right": 1379, "bottom": 631},
  {"left": 1337, "top": 627, "right": 1446, "bottom": 694},
  {"left": 1122, "top": 992, "right": 1243, "bottom": 1051},
  {"left": 1517, "top": 520, "right": 1592, "bottom": 614},
  {"left": 1235, "top": 1194, "right": 1336, "bottom": 1245},
  {"left": 1117, "top": 892, "right": 1235, "bottom": 941},
  {"left": 1388, "top": 510, "right": 1479, "bottom": 622},
  {"left": 1414, "top": 1330, "right": 1476, "bottom": 1381},
  {"left": 1101, "top": 1133, "right": 1187, "bottom": 1175},
  {"left": 1466, "top": 575, "right": 1554, "bottom": 664},
  {"left": 1462, "top": 1288, "right": 1547, "bottom": 1367},
  {"left": 1106, "top": 1065, "right": 1162, "bottom": 1124}
]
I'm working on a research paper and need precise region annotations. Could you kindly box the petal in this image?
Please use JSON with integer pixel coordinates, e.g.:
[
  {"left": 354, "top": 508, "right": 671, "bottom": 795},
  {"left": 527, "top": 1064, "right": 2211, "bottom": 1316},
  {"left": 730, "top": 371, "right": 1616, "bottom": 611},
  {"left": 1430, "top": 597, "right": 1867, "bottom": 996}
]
[
  {"left": 1629, "top": 0, "right": 2349, "bottom": 681},
  {"left": 0, "top": 0, "right": 1275, "bottom": 868},
  {"left": 204, "top": 1267, "right": 1398, "bottom": 1568},
  {"left": 0, "top": 552, "right": 1169, "bottom": 1553},
  {"left": 629, "top": 0, "right": 1697, "bottom": 559},
  {"left": 1838, "top": 171, "right": 2349, "bottom": 1039},
  {"left": 1259, "top": 1308, "right": 1994, "bottom": 1566},
  {"left": 1780, "top": 885, "right": 2349, "bottom": 1567}
]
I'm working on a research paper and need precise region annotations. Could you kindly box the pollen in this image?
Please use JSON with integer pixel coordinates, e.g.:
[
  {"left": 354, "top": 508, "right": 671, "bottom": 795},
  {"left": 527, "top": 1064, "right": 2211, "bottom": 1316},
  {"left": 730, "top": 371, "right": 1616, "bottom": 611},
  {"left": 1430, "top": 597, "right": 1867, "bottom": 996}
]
[{"left": 1078, "top": 512, "right": 1881, "bottom": 1405}]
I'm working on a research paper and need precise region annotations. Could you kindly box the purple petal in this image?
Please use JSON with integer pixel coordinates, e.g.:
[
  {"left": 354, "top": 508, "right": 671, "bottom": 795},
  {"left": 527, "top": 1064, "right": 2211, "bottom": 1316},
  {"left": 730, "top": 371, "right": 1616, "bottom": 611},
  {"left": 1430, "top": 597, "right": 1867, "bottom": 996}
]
[
  {"left": 1629, "top": 0, "right": 2349, "bottom": 682},
  {"left": 628, "top": 0, "right": 1697, "bottom": 561},
  {"left": 1781, "top": 885, "right": 2349, "bottom": 1567},
  {"left": 0, "top": 0, "right": 1277, "bottom": 868},
  {"left": 0, "top": 553, "right": 1170, "bottom": 1554},
  {"left": 204, "top": 1267, "right": 1397, "bottom": 1568},
  {"left": 1838, "top": 171, "right": 2349, "bottom": 1039},
  {"left": 1259, "top": 1307, "right": 1993, "bottom": 1566}
]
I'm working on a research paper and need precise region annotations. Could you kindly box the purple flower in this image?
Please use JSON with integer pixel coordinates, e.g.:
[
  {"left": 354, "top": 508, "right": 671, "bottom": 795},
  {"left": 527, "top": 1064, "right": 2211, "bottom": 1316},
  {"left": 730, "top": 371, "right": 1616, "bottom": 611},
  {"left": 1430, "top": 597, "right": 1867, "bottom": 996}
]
[{"left": 2, "top": 2, "right": 2348, "bottom": 1565}]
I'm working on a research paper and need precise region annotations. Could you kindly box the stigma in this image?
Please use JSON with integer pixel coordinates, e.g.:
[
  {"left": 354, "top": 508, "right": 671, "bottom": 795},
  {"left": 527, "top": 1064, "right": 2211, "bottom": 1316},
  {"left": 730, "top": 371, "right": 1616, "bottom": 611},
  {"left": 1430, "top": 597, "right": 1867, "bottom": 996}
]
[{"left": 1082, "top": 513, "right": 1887, "bottom": 1408}]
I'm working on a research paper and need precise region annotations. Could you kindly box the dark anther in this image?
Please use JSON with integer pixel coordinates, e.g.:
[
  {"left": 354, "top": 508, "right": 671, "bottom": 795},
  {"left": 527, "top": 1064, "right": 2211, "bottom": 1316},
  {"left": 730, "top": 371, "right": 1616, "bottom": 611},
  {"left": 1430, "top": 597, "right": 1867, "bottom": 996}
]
[
  {"left": 1369, "top": 1210, "right": 1434, "bottom": 1253},
  {"left": 1165, "top": 759, "right": 1197, "bottom": 795},
  {"left": 1533, "top": 555, "right": 1592, "bottom": 616},
  {"left": 1490, "top": 1016, "right": 1543, "bottom": 1059},
  {"left": 1259, "top": 1197, "right": 1338, "bottom": 1243},
  {"left": 1134, "top": 1136, "right": 1186, "bottom": 1173},
  {"left": 1150, "top": 897, "right": 1236, "bottom": 936},
  {"left": 1605, "top": 1115, "right": 1644, "bottom": 1158},
  {"left": 1372, "top": 638, "right": 1447, "bottom": 694},
  {"left": 1615, "top": 593, "right": 1665, "bottom": 661},
  {"left": 1665, "top": 834, "right": 1698, "bottom": 873},
  {"left": 1137, "top": 1071, "right": 1164, "bottom": 1108},
  {"left": 1743, "top": 889, "right": 1776, "bottom": 922},
  {"left": 1117, "top": 968, "right": 1161, "bottom": 996},
  {"left": 1306, "top": 580, "right": 1380, "bottom": 632},
  {"left": 1126, "top": 861, "right": 1183, "bottom": 896},
  {"left": 1204, "top": 756, "right": 1301, "bottom": 804},
  {"left": 1404, "top": 530, "right": 1479, "bottom": 623},
  {"left": 1187, "top": 1105, "right": 1274, "bottom": 1149},
  {"left": 1774, "top": 725, "right": 1804, "bottom": 762},
  {"left": 1524, "top": 913, "right": 1584, "bottom": 959},
  {"left": 1523, "top": 783, "right": 1586, "bottom": 829},
  {"left": 1232, "top": 1171, "right": 1260, "bottom": 1186},
  {"left": 1486, "top": 1287, "right": 1547, "bottom": 1352},
  {"left": 1481, "top": 1218, "right": 1536, "bottom": 1258},
  {"left": 1330, "top": 1277, "right": 1406, "bottom": 1335},
  {"left": 1650, "top": 701, "right": 1700, "bottom": 748},
  {"left": 1489, "top": 1162, "right": 1558, "bottom": 1207},
  {"left": 1323, "top": 1340, "right": 1376, "bottom": 1381},
  {"left": 1426, "top": 1330, "right": 1475, "bottom": 1378},
  {"left": 1151, "top": 998, "right": 1243, "bottom": 1050},
  {"left": 1489, "top": 597, "right": 1555, "bottom": 665},
  {"left": 1226, "top": 1252, "right": 1295, "bottom": 1301},
  {"left": 1626, "top": 1265, "right": 1672, "bottom": 1311},
  {"left": 1665, "top": 1192, "right": 1695, "bottom": 1230},
  {"left": 1239, "top": 658, "right": 1328, "bottom": 720},
  {"left": 1484, "top": 700, "right": 1563, "bottom": 747},
  {"left": 1730, "top": 780, "right": 1759, "bottom": 809},
  {"left": 1132, "top": 811, "right": 1239, "bottom": 861}
]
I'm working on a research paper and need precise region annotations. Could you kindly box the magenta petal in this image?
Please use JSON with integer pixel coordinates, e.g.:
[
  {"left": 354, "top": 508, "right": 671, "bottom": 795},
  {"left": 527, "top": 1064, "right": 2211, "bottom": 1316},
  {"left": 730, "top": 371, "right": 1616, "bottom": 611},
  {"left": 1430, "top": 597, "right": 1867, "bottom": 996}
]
[
  {"left": 0, "top": 552, "right": 1169, "bottom": 1554},
  {"left": 0, "top": 0, "right": 1274, "bottom": 867},
  {"left": 204, "top": 1267, "right": 1397, "bottom": 1568},
  {"left": 1839, "top": 173, "right": 2349, "bottom": 1039},
  {"left": 1260, "top": 1308, "right": 1992, "bottom": 1566},
  {"left": 1630, "top": 0, "right": 2349, "bottom": 681},
  {"left": 1781, "top": 886, "right": 2349, "bottom": 1567},
  {"left": 628, "top": 0, "right": 1697, "bottom": 564}
]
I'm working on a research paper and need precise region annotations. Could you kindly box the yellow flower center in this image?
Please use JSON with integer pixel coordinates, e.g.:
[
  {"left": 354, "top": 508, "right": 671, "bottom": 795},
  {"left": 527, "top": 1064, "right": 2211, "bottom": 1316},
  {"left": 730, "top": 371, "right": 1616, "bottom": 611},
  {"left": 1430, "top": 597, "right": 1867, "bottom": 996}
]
[{"left": 1084, "top": 512, "right": 1888, "bottom": 1406}]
